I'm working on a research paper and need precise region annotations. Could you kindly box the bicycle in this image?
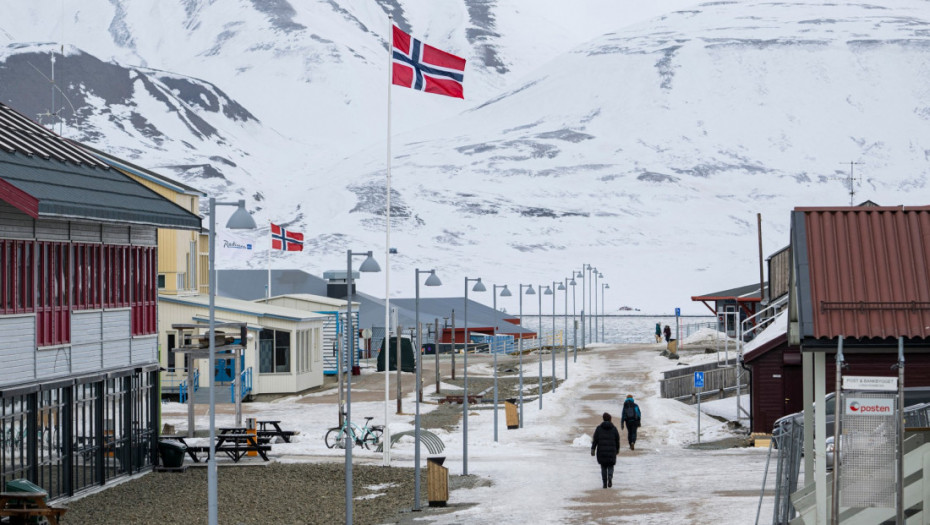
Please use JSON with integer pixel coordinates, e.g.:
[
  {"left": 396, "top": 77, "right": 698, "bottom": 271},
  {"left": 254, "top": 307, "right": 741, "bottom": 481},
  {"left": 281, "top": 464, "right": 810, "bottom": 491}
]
[{"left": 324, "top": 416, "right": 383, "bottom": 450}]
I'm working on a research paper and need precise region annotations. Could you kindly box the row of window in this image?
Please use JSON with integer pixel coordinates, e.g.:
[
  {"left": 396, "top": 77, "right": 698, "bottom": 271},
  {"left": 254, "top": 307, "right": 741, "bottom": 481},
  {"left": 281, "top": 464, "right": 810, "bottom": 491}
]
[{"left": 0, "top": 240, "right": 157, "bottom": 345}]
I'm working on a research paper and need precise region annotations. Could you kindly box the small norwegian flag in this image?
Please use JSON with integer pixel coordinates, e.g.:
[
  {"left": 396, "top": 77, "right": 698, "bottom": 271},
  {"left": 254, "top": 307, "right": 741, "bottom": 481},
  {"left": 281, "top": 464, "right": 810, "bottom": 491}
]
[
  {"left": 392, "top": 25, "right": 466, "bottom": 99},
  {"left": 271, "top": 223, "right": 304, "bottom": 251}
]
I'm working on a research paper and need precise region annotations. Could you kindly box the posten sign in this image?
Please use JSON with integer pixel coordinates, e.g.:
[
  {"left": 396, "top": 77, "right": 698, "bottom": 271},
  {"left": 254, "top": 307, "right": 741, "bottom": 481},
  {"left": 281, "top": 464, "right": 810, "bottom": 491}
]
[{"left": 845, "top": 397, "right": 895, "bottom": 415}]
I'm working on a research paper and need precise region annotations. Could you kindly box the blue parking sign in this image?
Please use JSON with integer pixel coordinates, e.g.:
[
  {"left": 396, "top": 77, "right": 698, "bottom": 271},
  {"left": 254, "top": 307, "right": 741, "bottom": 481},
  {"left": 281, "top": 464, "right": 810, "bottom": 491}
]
[
  {"left": 675, "top": 307, "right": 681, "bottom": 316},
  {"left": 694, "top": 371, "right": 704, "bottom": 388}
]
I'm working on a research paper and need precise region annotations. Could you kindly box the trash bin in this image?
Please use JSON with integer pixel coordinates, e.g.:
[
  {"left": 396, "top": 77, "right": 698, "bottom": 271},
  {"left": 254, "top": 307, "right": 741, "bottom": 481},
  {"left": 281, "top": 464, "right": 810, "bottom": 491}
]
[
  {"left": 504, "top": 399, "right": 519, "bottom": 429},
  {"left": 158, "top": 440, "right": 187, "bottom": 468},
  {"left": 5, "top": 478, "right": 44, "bottom": 494},
  {"left": 667, "top": 339, "right": 678, "bottom": 353},
  {"left": 427, "top": 457, "right": 449, "bottom": 507}
]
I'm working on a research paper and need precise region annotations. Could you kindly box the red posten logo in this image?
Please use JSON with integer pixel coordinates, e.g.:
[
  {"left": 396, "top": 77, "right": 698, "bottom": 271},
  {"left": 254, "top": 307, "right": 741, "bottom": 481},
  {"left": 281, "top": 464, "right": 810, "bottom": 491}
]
[{"left": 848, "top": 401, "right": 890, "bottom": 413}]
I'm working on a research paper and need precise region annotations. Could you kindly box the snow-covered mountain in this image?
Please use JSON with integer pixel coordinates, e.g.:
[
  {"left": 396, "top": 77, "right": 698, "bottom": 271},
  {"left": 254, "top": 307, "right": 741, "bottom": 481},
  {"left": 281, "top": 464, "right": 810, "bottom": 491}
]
[{"left": 2, "top": 1, "right": 929, "bottom": 315}]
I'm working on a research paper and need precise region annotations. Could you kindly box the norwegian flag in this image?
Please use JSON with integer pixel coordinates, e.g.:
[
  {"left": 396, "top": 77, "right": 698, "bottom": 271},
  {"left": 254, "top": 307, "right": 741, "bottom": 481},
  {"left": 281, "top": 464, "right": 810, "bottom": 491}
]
[
  {"left": 392, "top": 25, "right": 466, "bottom": 99},
  {"left": 271, "top": 223, "right": 304, "bottom": 251}
]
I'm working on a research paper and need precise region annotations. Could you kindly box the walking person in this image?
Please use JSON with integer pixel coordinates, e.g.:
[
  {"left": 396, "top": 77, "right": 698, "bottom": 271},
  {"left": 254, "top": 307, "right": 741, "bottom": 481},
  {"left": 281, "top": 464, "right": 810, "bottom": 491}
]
[
  {"left": 590, "top": 412, "right": 620, "bottom": 488},
  {"left": 663, "top": 324, "right": 671, "bottom": 343},
  {"left": 654, "top": 322, "right": 662, "bottom": 343},
  {"left": 620, "top": 395, "right": 642, "bottom": 450}
]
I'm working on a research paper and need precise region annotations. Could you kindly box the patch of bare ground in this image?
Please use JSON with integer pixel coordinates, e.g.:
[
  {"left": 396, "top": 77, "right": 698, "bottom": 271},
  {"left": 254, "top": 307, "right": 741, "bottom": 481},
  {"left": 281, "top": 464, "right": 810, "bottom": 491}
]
[{"left": 565, "top": 490, "right": 674, "bottom": 523}]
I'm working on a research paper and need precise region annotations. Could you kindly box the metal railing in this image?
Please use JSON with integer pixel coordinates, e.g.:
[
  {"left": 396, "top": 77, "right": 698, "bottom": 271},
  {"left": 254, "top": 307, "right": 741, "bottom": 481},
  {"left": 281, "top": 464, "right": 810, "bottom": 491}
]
[
  {"left": 178, "top": 368, "right": 200, "bottom": 404},
  {"left": 230, "top": 367, "right": 252, "bottom": 402}
]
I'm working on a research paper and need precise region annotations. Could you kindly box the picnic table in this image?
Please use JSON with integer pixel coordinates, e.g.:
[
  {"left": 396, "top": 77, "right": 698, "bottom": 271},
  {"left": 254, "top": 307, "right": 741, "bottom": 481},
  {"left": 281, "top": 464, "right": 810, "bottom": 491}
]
[
  {"left": 0, "top": 491, "right": 67, "bottom": 525},
  {"left": 161, "top": 432, "right": 270, "bottom": 463},
  {"left": 256, "top": 420, "right": 297, "bottom": 443}
]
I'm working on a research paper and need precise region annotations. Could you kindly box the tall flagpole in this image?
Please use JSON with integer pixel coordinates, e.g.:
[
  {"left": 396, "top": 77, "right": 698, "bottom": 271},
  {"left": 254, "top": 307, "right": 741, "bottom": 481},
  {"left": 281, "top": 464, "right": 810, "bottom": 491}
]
[
  {"left": 267, "top": 223, "right": 272, "bottom": 298},
  {"left": 383, "top": 14, "right": 394, "bottom": 468}
]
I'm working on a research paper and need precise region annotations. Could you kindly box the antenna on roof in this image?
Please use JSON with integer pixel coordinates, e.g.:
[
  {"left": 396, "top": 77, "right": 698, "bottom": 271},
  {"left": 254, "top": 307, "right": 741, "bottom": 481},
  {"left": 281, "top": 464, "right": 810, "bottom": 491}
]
[
  {"left": 32, "top": 45, "right": 75, "bottom": 136},
  {"left": 835, "top": 160, "right": 863, "bottom": 206}
]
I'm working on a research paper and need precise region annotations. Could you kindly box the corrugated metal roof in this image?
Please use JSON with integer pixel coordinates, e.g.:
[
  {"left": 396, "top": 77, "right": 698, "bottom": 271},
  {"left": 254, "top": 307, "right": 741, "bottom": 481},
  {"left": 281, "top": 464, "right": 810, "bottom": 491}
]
[
  {"left": 0, "top": 104, "right": 107, "bottom": 167},
  {"left": 0, "top": 103, "right": 200, "bottom": 230},
  {"left": 794, "top": 205, "right": 930, "bottom": 340}
]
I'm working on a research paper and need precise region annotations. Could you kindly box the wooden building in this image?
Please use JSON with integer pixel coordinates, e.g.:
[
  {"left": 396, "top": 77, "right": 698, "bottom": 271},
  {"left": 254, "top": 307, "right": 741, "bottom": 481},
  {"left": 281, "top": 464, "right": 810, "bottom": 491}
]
[{"left": 0, "top": 103, "right": 200, "bottom": 499}]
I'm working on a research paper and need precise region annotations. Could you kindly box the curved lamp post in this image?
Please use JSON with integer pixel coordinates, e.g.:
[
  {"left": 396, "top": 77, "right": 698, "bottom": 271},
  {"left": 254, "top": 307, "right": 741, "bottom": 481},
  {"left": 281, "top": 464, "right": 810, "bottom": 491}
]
[
  {"left": 539, "top": 284, "right": 552, "bottom": 409},
  {"left": 551, "top": 281, "right": 560, "bottom": 392},
  {"left": 345, "top": 250, "right": 380, "bottom": 524},
  {"left": 518, "top": 284, "right": 535, "bottom": 427},
  {"left": 492, "top": 284, "right": 511, "bottom": 442},
  {"left": 588, "top": 266, "right": 595, "bottom": 344},
  {"left": 558, "top": 280, "right": 567, "bottom": 380},
  {"left": 207, "top": 199, "right": 256, "bottom": 525},
  {"left": 413, "top": 268, "right": 441, "bottom": 510},
  {"left": 570, "top": 274, "right": 577, "bottom": 362},
  {"left": 601, "top": 282, "right": 609, "bottom": 343},
  {"left": 463, "top": 277, "right": 485, "bottom": 475},
  {"left": 579, "top": 267, "right": 587, "bottom": 349}
]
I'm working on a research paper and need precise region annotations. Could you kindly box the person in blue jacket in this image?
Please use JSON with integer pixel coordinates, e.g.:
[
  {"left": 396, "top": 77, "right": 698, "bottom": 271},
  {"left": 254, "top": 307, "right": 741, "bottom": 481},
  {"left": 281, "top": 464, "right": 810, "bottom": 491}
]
[
  {"left": 590, "top": 412, "right": 620, "bottom": 488},
  {"left": 620, "top": 395, "right": 642, "bottom": 450}
]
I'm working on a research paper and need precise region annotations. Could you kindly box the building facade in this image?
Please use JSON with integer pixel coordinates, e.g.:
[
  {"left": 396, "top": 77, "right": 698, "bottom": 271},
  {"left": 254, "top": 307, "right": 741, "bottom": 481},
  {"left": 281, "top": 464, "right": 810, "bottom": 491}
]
[{"left": 0, "top": 103, "right": 200, "bottom": 499}]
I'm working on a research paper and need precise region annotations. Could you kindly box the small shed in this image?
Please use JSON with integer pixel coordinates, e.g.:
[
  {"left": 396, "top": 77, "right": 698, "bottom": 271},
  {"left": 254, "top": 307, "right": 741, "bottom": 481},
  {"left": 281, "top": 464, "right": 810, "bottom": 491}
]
[{"left": 742, "top": 313, "right": 802, "bottom": 434}]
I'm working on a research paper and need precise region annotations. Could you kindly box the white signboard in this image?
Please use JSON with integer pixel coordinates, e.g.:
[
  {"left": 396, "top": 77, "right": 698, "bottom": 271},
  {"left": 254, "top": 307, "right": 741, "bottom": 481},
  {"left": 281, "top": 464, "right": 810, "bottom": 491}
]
[
  {"left": 843, "top": 375, "right": 898, "bottom": 391},
  {"left": 845, "top": 396, "right": 896, "bottom": 416}
]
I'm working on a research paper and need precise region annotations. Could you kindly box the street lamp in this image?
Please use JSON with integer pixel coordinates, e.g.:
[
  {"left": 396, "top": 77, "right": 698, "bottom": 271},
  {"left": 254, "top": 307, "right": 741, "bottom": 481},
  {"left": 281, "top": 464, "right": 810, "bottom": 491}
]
[
  {"left": 414, "top": 268, "right": 441, "bottom": 511},
  {"left": 593, "top": 271, "right": 599, "bottom": 343},
  {"left": 551, "top": 281, "right": 560, "bottom": 392},
  {"left": 570, "top": 274, "right": 577, "bottom": 362},
  {"left": 207, "top": 198, "right": 256, "bottom": 525},
  {"left": 588, "top": 266, "right": 596, "bottom": 343},
  {"left": 463, "top": 276, "right": 486, "bottom": 475},
  {"left": 492, "top": 284, "right": 511, "bottom": 442},
  {"left": 579, "top": 267, "right": 586, "bottom": 349},
  {"left": 559, "top": 279, "right": 567, "bottom": 380},
  {"left": 601, "top": 282, "right": 609, "bottom": 343},
  {"left": 518, "top": 284, "right": 535, "bottom": 427},
  {"left": 539, "top": 284, "right": 552, "bottom": 409},
  {"left": 596, "top": 272, "right": 604, "bottom": 342},
  {"left": 345, "top": 250, "right": 381, "bottom": 524}
]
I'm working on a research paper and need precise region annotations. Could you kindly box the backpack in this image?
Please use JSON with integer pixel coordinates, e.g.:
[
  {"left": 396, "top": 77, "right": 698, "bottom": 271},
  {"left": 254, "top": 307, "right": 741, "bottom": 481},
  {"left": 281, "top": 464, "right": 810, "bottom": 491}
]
[{"left": 623, "top": 404, "right": 637, "bottom": 421}]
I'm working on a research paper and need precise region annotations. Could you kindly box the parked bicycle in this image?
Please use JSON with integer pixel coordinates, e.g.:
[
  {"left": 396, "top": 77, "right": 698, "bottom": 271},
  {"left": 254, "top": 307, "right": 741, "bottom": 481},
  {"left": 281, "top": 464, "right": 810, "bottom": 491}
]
[{"left": 324, "top": 416, "right": 383, "bottom": 449}]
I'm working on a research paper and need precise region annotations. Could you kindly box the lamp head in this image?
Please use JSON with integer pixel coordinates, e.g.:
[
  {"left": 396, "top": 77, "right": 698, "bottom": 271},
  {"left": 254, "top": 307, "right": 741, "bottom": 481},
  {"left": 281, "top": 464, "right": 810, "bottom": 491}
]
[
  {"left": 359, "top": 252, "right": 381, "bottom": 272},
  {"left": 499, "top": 285, "right": 512, "bottom": 297},
  {"left": 569, "top": 277, "right": 576, "bottom": 286},
  {"left": 471, "top": 278, "right": 486, "bottom": 292},
  {"left": 226, "top": 200, "right": 256, "bottom": 230},
  {"left": 424, "top": 270, "right": 442, "bottom": 286},
  {"left": 544, "top": 286, "right": 553, "bottom": 295},
  {"left": 576, "top": 271, "right": 583, "bottom": 278},
  {"left": 605, "top": 283, "right": 610, "bottom": 289},
  {"left": 526, "top": 284, "right": 536, "bottom": 295},
  {"left": 557, "top": 282, "right": 565, "bottom": 291},
  {"left": 598, "top": 272, "right": 604, "bottom": 278}
]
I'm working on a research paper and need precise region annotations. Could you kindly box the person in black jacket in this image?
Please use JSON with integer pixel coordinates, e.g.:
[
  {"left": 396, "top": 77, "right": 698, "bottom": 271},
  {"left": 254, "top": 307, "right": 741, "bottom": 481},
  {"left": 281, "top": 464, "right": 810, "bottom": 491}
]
[
  {"left": 590, "top": 412, "right": 620, "bottom": 488},
  {"left": 620, "top": 395, "right": 642, "bottom": 450}
]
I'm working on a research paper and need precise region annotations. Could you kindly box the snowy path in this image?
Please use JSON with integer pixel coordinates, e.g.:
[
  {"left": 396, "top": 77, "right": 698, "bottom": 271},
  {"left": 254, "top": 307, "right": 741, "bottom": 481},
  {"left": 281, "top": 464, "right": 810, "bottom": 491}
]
[{"left": 411, "top": 344, "right": 775, "bottom": 524}]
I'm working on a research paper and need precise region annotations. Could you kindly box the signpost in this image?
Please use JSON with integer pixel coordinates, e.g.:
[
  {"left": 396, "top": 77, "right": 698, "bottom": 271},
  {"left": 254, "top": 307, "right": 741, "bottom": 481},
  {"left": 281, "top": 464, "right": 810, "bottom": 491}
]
[{"left": 694, "top": 371, "right": 704, "bottom": 443}]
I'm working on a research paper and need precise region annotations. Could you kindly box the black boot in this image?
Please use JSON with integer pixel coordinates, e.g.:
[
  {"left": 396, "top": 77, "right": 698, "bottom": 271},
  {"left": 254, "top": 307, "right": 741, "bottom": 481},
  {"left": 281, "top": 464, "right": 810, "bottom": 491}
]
[{"left": 608, "top": 477, "right": 612, "bottom": 488}]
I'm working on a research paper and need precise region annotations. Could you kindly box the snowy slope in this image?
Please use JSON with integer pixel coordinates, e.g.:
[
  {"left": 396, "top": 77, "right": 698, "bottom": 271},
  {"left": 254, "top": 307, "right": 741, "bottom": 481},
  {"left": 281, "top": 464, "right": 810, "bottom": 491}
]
[{"left": 1, "top": 0, "right": 929, "bottom": 314}]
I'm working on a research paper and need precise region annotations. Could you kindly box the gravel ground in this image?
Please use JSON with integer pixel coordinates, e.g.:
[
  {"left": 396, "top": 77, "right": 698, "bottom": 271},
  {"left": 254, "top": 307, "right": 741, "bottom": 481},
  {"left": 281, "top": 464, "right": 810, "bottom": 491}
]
[
  {"left": 60, "top": 462, "right": 491, "bottom": 525},
  {"left": 58, "top": 356, "right": 552, "bottom": 524}
]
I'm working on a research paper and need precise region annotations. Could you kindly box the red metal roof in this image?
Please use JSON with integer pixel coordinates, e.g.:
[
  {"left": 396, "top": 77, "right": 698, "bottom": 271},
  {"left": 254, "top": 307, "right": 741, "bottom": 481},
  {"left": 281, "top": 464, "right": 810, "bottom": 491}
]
[{"left": 798, "top": 205, "right": 930, "bottom": 340}]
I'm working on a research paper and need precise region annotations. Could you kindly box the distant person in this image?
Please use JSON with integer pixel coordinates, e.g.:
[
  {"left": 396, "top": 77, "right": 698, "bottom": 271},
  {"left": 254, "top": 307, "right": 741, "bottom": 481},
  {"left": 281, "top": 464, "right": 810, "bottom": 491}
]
[
  {"left": 663, "top": 325, "right": 671, "bottom": 343},
  {"left": 590, "top": 412, "right": 620, "bottom": 488},
  {"left": 621, "top": 395, "right": 642, "bottom": 450},
  {"left": 654, "top": 322, "right": 662, "bottom": 343}
]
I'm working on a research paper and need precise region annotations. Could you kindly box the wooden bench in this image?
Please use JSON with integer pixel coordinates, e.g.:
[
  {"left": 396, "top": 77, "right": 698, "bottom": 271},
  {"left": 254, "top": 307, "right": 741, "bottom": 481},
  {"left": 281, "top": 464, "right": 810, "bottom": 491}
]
[{"left": 440, "top": 394, "right": 482, "bottom": 405}]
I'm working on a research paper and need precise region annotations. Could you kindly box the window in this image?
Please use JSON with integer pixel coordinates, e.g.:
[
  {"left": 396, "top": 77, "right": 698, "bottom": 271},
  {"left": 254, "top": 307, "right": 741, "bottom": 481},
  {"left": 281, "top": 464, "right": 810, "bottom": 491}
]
[
  {"left": 35, "top": 242, "right": 69, "bottom": 346},
  {"left": 130, "top": 247, "right": 156, "bottom": 335},
  {"left": 0, "top": 240, "right": 34, "bottom": 314},
  {"left": 157, "top": 274, "right": 166, "bottom": 289},
  {"left": 259, "top": 329, "right": 291, "bottom": 373},
  {"left": 167, "top": 334, "right": 176, "bottom": 369}
]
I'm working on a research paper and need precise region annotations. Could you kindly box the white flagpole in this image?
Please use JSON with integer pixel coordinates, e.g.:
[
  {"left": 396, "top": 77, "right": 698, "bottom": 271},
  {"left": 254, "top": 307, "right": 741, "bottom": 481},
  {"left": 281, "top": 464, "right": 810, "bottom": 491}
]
[
  {"left": 267, "top": 223, "right": 272, "bottom": 298},
  {"left": 382, "top": 14, "right": 394, "bottom": 467}
]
